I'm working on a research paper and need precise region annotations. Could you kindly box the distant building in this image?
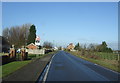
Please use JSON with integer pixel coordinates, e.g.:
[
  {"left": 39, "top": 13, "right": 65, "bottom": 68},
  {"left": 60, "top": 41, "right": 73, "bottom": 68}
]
[
  {"left": 67, "top": 43, "right": 75, "bottom": 51},
  {"left": 26, "top": 43, "right": 45, "bottom": 54},
  {"left": 26, "top": 35, "right": 45, "bottom": 54}
]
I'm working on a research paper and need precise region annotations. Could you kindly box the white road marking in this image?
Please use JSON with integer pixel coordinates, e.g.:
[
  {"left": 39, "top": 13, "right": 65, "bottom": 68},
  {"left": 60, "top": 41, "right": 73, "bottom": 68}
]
[
  {"left": 94, "top": 64, "right": 98, "bottom": 65},
  {"left": 42, "top": 54, "right": 56, "bottom": 83},
  {"left": 94, "top": 63, "right": 120, "bottom": 74}
]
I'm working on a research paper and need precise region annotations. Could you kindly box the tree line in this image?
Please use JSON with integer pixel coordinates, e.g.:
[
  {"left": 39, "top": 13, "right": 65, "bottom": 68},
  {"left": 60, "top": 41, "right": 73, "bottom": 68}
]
[
  {"left": 2, "top": 23, "right": 54, "bottom": 49},
  {"left": 2, "top": 24, "right": 36, "bottom": 48},
  {"left": 74, "top": 41, "right": 113, "bottom": 53}
]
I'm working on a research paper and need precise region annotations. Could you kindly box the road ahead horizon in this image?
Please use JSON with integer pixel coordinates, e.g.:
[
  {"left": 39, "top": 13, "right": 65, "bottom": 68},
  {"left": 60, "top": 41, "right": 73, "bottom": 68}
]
[{"left": 43, "top": 51, "right": 119, "bottom": 81}]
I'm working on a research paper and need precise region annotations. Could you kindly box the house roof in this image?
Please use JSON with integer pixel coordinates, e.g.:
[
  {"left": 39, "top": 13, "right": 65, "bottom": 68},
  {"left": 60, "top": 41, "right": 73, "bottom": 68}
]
[
  {"left": 67, "top": 43, "right": 75, "bottom": 50},
  {"left": 26, "top": 43, "right": 38, "bottom": 49}
]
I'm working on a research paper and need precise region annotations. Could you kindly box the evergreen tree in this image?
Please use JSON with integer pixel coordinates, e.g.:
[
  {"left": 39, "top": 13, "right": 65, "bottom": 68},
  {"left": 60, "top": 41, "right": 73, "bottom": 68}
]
[
  {"left": 109, "top": 48, "right": 113, "bottom": 52},
  {"left": 75, "top": 42, "right": 81, "bottom": 51},
  {"left": 96, "top": 41, "right": 113, "bottom": 53},
  {"left": 27, "top": 25, "right": 36, "bottom": 45},
  {"left": 101, "top": 41, "right": 108, "bottom": 52}
]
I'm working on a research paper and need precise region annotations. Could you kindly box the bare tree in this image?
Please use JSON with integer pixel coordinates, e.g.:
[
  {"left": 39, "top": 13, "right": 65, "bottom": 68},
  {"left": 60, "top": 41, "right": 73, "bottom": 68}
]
[
  {"left": 88, "top": 43, "right": 96, "bottom": 51},
  {"left": 43, "top": 41, "right": 53, "bottom": 49},
  {"left": 2, "top": 23, "right": 31, "bottom": 48}
]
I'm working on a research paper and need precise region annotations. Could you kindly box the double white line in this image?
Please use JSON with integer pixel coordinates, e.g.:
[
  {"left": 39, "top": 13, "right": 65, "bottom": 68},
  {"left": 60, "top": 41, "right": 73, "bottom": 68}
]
[{"left": 42, "top": 54, "right": 56, "bottom": 82}]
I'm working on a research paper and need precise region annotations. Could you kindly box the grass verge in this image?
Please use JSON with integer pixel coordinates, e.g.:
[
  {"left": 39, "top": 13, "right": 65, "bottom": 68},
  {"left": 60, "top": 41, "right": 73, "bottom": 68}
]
[
  {"left": 1, "top": 60, "right": 32, "bottom": 78},
  {"left": 1, "top": 51, "right": 57, "bottom": 78},
  {"left": 67, "top": 51, "right": 119, "bottom": 73},
  {"left": 28, "top": 51, "right": 57, "bottom": 60},
  {"left": 0, "top": 53, "right": 9, "bottom": 56}
]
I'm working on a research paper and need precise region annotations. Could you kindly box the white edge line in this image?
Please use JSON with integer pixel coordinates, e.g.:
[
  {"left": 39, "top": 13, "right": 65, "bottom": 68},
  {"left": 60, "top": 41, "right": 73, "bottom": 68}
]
[
  {"left": 94, "top": 63, "right": 120, "bottom": 75},
  {"left": 42, "top": 53, "right": 56, "bottom": 82}
]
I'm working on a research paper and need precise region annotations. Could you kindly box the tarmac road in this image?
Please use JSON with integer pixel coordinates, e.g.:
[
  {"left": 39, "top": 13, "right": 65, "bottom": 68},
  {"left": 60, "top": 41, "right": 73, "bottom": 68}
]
[{"left": 45, "top": 51, "right": 119, "bottom": 82}]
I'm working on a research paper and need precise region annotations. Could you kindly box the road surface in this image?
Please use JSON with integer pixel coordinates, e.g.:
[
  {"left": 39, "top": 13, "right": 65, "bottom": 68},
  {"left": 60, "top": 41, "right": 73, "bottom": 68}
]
[{"left": 44, "top": 51, "right": 119, "bottom": 81}]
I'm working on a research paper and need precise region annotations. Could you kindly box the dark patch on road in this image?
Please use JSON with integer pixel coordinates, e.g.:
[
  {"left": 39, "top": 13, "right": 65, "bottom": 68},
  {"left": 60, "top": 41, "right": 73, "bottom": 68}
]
[{"left": 54, "top": 62, "right": 65, "bottom": 70}]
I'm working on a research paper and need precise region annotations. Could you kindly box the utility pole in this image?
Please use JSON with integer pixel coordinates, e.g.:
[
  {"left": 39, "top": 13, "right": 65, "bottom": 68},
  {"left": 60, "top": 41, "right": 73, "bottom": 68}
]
[{"left": 118, "top": 50, "right": 119, "bottom": 61}]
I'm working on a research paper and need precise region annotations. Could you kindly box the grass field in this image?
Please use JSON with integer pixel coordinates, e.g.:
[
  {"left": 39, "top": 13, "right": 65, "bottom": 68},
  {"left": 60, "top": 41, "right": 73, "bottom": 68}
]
[
  {"left": 67, "top": 51, "right": 119, "bottom": 72},
  {"left": 94, "top": 52, "right": 118, "bottom": 60}
]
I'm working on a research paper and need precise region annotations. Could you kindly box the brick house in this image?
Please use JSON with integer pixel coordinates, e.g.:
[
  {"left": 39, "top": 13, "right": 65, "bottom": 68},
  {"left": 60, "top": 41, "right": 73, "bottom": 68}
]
[
  {"left": 26, "top": 43, "right": 38, "bottom": 49},
  {"left": 26, "top": 43, "right": 45, "bottom": 54},
  {"left": 67, "top": 43, "right": 75, "bottom": 51}
]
